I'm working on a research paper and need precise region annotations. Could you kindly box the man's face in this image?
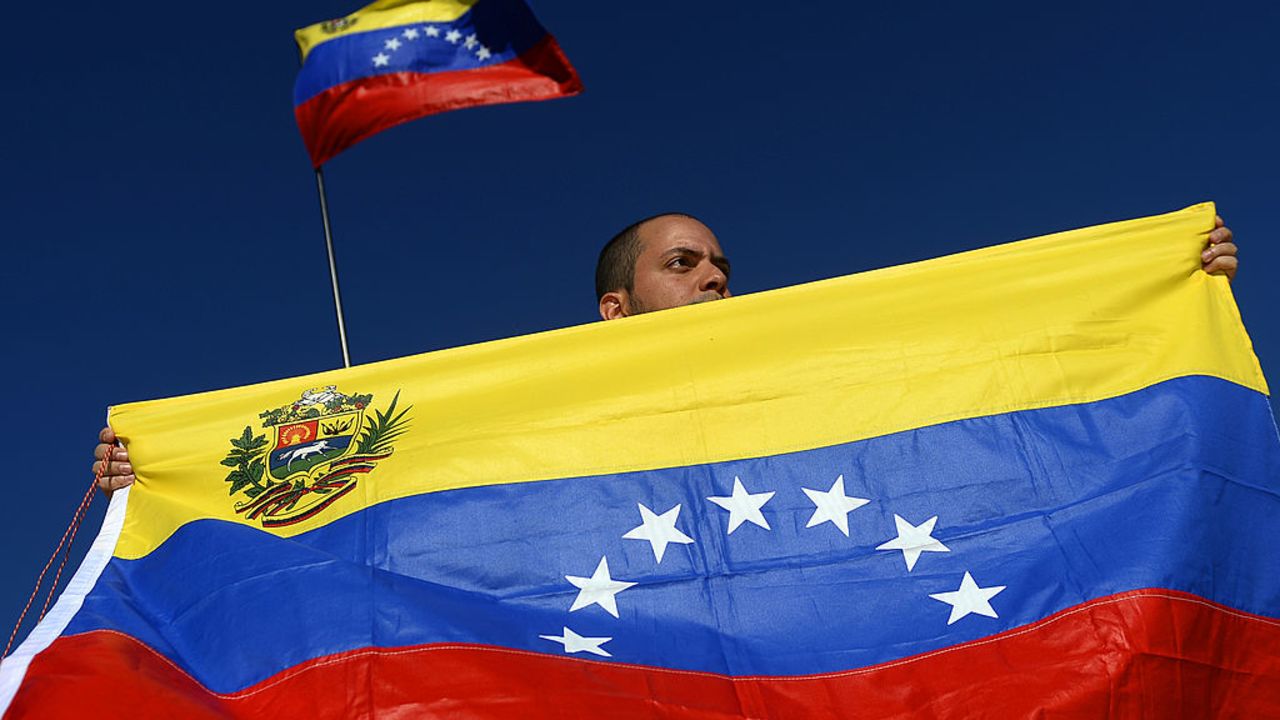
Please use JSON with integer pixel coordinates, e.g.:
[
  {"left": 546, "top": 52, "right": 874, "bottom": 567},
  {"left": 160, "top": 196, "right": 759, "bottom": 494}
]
[{"left": 622, "top": 216, "right": 732, "bottom": 316}]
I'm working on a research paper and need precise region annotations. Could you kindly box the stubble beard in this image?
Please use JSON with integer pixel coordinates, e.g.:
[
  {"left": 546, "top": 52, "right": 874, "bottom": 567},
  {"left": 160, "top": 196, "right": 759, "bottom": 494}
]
[{"left": 629, "top": 291, "right": 723, "bottom": 316}]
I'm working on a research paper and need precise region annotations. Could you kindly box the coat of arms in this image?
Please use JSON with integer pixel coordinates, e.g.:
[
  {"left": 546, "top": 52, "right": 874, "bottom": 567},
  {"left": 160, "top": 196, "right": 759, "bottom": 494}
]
[
  {"left": 221, "top": 386, "right": 410, "bottom": 527},
  {"left": 320, "top": 17, "right": 357, "bottom": 33}
]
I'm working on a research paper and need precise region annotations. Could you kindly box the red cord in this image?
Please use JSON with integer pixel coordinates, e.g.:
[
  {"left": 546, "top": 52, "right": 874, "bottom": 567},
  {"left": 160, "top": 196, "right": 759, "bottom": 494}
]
[
  {"left": 4, "top": 470, "right": 101, "bottom": 658},
  {"left": 38, "top": 482, "right": 97, "bottom": 622}
]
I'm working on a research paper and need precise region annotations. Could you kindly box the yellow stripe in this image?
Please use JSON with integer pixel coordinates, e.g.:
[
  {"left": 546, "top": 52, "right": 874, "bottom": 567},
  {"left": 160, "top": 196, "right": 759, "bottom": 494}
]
[
  {"left": 108, "top": 202, "right": 1265, "bottom": 559},
  {"left": 295, "top": 0, "right": 477, "bottom": 62}
]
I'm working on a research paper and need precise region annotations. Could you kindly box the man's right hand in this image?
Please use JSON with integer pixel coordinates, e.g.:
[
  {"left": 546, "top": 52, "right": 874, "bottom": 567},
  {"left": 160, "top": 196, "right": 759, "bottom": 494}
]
[{"left": 93, "top": 427, "right": 133, "bottom": 496}]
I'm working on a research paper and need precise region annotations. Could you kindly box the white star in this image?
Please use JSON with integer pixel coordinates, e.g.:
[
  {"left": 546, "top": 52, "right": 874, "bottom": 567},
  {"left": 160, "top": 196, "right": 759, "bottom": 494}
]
[
  {"left": 402, "top": 28, "right": 419, "bottom": 40},
  {"left": 476, "top": 45, "right": 492, "bottom": 61},
  {"left": 565, "top": 556, "right": 636, "bottom": 618},
  {"left": 929, "top": 571, "right": 1006, "bottom": 625},
  {"left": 539, "top": 626, "right": 612, "bottom": 657},
  {"left": 444, "top": 29, "right": 461, "bottom": 43},
  {"left": 463, "top": 33, "right": 478, "bottom": 49},
  {"left": 876, "top": 514, "right": 950, "bottom": 571},
  {"left": 707, "top": 476, "right": 774, "bottom": 534},
  {"left": 622, "top": 503, "right": 695, "bottom": 563},
  {"left": 372, "top": 53, "right": 390, "bottom": 67},
  {"left": 801, "top": 475, "right": 869, "bottom": 536},
  {"left": 384, "top": 37, "right": 402, "bottom": 51}
]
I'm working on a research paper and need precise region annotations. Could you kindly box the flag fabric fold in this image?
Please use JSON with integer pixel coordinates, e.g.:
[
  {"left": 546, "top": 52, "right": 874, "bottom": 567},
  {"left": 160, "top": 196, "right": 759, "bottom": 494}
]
[
  {"left": 3, "top": 202, "right": 1278, "bottom": 718},
  {"left": 294, "top": 0, "right": 582, "bottom": 167}
]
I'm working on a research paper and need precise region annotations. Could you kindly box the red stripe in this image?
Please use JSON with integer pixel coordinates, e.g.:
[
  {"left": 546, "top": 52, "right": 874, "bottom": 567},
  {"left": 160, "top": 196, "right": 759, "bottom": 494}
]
[
  {"left": 9, "top": 590, "right": 1279, "bottom": 718},
  {"left": 295, "top": 34, "right": 582, "bottom": 167}
]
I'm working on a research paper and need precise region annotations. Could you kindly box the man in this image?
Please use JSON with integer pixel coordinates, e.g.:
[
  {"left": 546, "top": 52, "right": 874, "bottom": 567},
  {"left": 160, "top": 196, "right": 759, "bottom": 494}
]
[
  {"left": 596, "top": 213, "right": 732, "bottom": 320},
  {"left": 93, "top": 213, "right": 1239, "bottom": 492}
]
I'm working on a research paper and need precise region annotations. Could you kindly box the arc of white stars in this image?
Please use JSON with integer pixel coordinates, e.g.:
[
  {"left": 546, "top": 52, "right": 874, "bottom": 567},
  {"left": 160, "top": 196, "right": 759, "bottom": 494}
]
[
  {"left": 622, "top": 503, "right": 694, "bottom": 563},
  {"left": 929, "top": 571, "right": 1006, "bottom": 625},
  {"left": 401, "top": 27, "right": 419, "bottom": 40},
  {"left": 476, "top": 45, "right": 492, "bottom": 61},
  {"left": 372, "top": 52, "right": 390, "bottom": 67},
  {"left": 539, "top": 626, "right": 612, "bottom": 657},
  {"left": 565, "top": 556, "right": 636, "bottom": 618},
  {"left": 707, "top": 476, "right": 774, "bottom": 534},
  {"left": 384, "top": 37, "right": 402, "bottom": 51},
  {"left": 444, "top": 29, "right": 461, "bottom": 43},
  {"left": 463, "top": 33, "right": 479, "bottom": 49},
  {"left": 424, "top": 25, "right": 441, "bottom": 38},
  {"left": 801, "top": 475, "right": 869, "bottom": 536},
  {"left": 876, "top": 514, "right": 950, "bottom": 571}
]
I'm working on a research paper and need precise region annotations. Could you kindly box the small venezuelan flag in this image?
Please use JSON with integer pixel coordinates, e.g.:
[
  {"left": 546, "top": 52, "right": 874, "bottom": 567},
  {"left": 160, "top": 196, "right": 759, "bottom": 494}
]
[{"left": 293, "top": 0, "right": 582, "bottom": 167}]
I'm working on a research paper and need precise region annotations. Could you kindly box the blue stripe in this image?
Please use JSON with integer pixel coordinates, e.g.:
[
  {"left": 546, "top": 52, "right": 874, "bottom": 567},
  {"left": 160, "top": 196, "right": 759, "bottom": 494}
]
[
  {"left": 66, "top": 376, "right": 1280, "bottom": 693},
  {"left": 293, "top": 0, "right": 548, "bottom": 106}
]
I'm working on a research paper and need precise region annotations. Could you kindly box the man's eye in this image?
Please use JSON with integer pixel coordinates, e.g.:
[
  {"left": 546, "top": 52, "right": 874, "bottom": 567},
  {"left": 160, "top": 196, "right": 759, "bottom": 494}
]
[{"left": 668, "top": 257, "right": 691, "bottom": 268}]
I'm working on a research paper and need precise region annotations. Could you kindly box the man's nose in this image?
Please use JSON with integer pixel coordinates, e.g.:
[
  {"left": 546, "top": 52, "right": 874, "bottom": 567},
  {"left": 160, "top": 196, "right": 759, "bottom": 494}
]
[{"left": 699, "top": 263, "right": 728, "bottom": 295}]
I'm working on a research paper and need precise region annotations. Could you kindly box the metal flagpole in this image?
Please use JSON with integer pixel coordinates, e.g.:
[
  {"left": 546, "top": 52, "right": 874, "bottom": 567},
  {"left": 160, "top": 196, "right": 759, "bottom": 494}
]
[{"left": 313, "top": 168, "right": 352, "bottom": 368}]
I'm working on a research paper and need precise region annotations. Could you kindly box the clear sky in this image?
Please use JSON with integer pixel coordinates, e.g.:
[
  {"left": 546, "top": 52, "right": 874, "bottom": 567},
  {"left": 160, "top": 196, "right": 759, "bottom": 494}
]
[{"left": 2, "top": 1, "right": 1276, "bottom": 643}]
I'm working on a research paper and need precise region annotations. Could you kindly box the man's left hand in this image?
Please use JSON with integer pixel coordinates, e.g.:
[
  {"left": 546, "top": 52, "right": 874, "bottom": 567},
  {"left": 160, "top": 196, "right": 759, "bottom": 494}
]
[{"left": 1202, "top": 215, "right": 1238, "bottom": 280}]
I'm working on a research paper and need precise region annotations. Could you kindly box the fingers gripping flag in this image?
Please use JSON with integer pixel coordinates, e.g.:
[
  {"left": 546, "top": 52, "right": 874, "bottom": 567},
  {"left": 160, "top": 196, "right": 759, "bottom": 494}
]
[
  {"left": 293, "top": 0, "right": 582, "bottom": 167},
  {"left": 2, "top": 203, "right": 1278, "bottom": 717}
]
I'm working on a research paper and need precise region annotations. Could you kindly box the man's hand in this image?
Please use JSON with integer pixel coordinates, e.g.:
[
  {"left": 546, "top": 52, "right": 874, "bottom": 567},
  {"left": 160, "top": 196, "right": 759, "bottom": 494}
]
[
  {"left": 1202, "top": 215, "right": 1238, "bottom": 280},
  {"left": 93, "top": 426, "right": 133, "bottom": 496}
]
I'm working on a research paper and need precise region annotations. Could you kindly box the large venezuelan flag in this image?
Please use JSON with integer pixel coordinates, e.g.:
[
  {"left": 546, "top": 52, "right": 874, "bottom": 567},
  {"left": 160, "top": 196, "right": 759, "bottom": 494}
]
[
  {"left": 294, "top": 0, "right": 582, "bottom": 167},
  {"left": 2, "top": 203, "right": 1278, "bottom": 717}
]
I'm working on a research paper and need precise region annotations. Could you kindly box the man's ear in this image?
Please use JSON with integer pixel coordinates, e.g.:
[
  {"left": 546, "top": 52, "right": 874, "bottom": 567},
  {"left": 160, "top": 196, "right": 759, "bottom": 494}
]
[{"left": 599, "top": 290, "right": 629, "bottom": 321}]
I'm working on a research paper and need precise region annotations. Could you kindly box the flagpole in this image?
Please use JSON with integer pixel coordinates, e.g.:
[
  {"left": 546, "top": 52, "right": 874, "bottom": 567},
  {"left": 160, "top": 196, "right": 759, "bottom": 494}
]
[{"left": 313, "top": 168, "right": 352, "bottom": 368}]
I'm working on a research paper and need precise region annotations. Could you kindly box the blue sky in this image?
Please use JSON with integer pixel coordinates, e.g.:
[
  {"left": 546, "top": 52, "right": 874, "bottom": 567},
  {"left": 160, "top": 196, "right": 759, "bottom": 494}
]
[{"left": 1, "top": 1, "right": 1276, "bottom": 642}]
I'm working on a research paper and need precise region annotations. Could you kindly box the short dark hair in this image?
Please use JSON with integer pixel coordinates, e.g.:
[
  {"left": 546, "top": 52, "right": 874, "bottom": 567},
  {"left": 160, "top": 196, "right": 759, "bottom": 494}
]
[{"left": 595, "top": 212, "right": 699, "bottom": 300}]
